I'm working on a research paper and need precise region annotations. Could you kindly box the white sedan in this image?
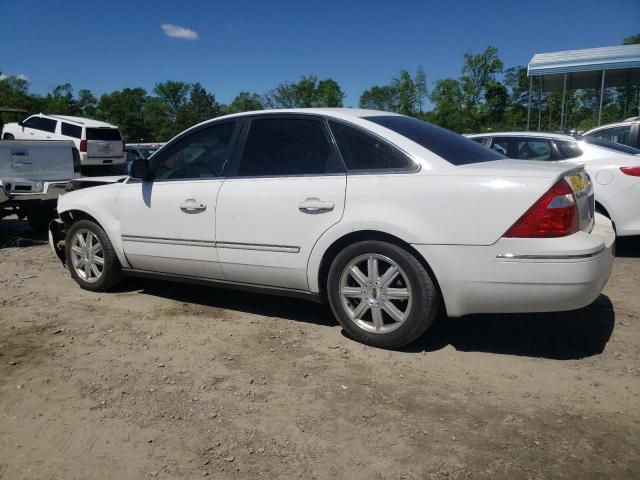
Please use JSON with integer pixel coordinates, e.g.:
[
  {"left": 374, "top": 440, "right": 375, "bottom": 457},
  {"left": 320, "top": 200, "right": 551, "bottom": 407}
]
[
  {"left": 468, "top": 132, "right": 640, "bottom": 237},
  {"left": 49, "top": 109, "right": 615, "bottom": 348}
]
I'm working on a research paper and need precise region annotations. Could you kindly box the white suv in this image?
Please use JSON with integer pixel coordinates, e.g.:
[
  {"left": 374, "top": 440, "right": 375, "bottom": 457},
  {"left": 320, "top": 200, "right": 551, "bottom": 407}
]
[{"left": 2, "top": 114, "right": 125, "bottom": 167}]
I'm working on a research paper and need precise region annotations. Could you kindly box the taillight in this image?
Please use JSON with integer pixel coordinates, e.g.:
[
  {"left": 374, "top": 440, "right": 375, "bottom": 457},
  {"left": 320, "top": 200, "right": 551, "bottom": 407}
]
[
  {"left": 504, "top": 179, "right": 578, "bottom": 238},
  {"left": 620, "top": 166, "right": 640, "bottom": 177},
  {"left": 79, "top": 139, "right": 87, "bottom": 152}
]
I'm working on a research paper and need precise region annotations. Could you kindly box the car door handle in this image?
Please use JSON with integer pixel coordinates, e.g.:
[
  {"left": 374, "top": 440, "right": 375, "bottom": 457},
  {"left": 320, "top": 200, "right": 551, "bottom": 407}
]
[
  {"left": 179, "top": 199, "right": 207, "bottom": 213},
  {"left": 298, "top": 198, "right": 335, "bottom": 213}
]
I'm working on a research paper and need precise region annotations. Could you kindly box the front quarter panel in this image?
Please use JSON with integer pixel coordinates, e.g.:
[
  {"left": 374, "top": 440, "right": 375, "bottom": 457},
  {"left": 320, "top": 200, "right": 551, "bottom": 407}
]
[{"left": 57, "top": 183, "right": 130, "bottom": 268}]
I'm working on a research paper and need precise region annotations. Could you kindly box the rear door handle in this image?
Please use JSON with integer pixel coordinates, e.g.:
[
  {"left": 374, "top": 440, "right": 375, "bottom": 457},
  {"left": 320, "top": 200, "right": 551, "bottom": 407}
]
[
  {"left": 179, "top": 199, "right": 207, "bottom": 213},
  {"left": 298, "top": 197, "right": 335, "bottom": 213}
]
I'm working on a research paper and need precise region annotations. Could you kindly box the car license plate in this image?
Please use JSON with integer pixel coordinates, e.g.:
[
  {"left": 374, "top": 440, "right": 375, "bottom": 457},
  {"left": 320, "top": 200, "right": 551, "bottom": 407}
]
[
  {"left": 98, "top": 143, "right": 112, "bottom": 153},
  {"left": 567, "top": 173, "right": 586, "bottom": 192}
]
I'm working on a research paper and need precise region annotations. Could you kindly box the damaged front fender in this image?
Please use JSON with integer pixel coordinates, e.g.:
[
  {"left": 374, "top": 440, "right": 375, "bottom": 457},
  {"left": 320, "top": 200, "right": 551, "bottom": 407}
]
[{"left": 48, "top": 218, "right": 67, "bottom": 265}]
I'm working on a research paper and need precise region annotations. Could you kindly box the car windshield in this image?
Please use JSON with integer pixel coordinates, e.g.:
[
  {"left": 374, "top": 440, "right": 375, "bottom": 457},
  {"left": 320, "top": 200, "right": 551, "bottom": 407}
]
[
  {"left": 364, "top": 115, "right": 505, "bottom": 165},
  {"left": 577, "top": 136, "right": 640, "bottom": 155},
  {"left": 86, "top": 128, "right": 122, "bottom": 141}
]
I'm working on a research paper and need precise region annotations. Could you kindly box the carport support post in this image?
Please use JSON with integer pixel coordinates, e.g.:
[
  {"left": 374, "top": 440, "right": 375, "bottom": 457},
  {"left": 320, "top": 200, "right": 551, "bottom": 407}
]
[
  {"left": 537, "top": 79, "right": 543, "bottom": 131},
  {"left": 598, "top": 70, "right": 606, "bottom": 126},
  {"left": 527, "top": 76, "right": 533, "bottom": 130},
  {"left": 560, "top": 74, "right": 567, "bottom": 131}
]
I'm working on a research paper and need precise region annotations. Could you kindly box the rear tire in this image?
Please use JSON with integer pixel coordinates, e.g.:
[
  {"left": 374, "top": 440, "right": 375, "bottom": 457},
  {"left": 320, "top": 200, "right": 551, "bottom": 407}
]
[
  {"left": 65, "top": 219, "right": 124, "bottom": 292},
  {"left": 327, "top": 240, "right": 439, "bottom": 349},
  {"left": 3, "top": 134, "right": 15, "bottom": 140}
]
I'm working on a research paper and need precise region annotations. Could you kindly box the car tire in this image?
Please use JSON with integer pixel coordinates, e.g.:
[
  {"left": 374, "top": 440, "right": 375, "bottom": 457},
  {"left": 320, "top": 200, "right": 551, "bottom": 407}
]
[
  {"left": 26, "top": 207, "right": 57, "bottom": 233},
  {"left": 65, "top": 219, "right": 124, "bottom": 292},
  {"left": 3, "top": 134, "right": 15, "bottom": 140},
  {"left": 327, "top": 240, "right": 439, "bottom": 349}
]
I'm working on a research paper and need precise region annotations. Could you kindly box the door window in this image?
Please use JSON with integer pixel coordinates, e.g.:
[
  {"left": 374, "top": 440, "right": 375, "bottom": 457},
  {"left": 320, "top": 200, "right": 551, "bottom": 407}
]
[
  {"left": 150, "top": 122, "right": 237, "bottom": 180},
  {"left": 22, "top": 117, "right": 41, "bottom": 129},
  {"left": 491, "top": 137, "right": 552, "bottom": 160},
  {"left": 329, "top": 120, "right": 413, "bottom": 171},
  {"left": 39, "top": 118, "right": 58, "bottom": 133},
  {"left": 590, "top": 125, "right": 632, "bottom": 146},
  {"left": 236, "top": 118, "right": 341, "bottom": 177}
]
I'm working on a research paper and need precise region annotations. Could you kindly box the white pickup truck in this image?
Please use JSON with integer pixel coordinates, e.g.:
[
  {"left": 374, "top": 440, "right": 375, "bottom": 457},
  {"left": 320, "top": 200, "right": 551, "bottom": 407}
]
[{"left": 1, "top": 140, "right": 80, "bottom": 231}]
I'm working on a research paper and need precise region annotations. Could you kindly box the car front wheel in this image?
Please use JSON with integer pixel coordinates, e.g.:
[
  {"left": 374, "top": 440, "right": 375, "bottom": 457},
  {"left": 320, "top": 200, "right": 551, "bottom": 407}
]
[
  {"left": 65, "top": 219, "right": 124, "bottom": 291},
  {"left": 327, "top": 240, "right": 439, "bottom": 348}
]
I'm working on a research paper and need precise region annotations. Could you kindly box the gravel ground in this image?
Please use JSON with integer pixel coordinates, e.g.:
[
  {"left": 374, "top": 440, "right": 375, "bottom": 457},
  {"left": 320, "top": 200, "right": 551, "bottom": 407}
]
[{"left": 1, "top": 217, "right": 639, "bottom": 479}]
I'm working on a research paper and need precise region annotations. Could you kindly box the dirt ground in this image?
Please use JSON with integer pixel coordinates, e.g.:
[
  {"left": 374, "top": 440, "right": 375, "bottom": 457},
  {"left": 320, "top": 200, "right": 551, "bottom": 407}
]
[{"left": 1, "top": 216, "right": 639, "bottom": 479}]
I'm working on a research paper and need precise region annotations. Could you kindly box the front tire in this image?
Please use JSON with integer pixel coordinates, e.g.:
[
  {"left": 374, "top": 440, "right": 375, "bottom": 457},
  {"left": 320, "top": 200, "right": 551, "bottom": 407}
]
[
  {"left": 327, "top": 241, "right": 439, "bottom": 348},
  {"left": 65, "top": 220, "right": 124, "bottom": 291},
  {"left": 3, "top": 133, "right": 15, "bottom": 140}
]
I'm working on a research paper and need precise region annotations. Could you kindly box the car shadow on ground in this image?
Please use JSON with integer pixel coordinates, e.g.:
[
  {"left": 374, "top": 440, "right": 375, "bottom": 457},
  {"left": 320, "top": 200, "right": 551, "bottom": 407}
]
[
  {"left": 404, "top": 295, "right": 615, "bottom": 360},
  {"left": 0, "top": 217, "right": 48, "bottom": 249},
  {"left": 615, "top": 235, "right": 640, "bottom": 258}
]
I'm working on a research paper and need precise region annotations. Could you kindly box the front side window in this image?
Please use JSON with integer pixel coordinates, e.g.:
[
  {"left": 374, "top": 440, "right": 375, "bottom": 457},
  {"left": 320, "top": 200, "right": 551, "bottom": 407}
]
[
  {"left": 491, "top": 137, "right": 552, "bottom": 160},
  {"left": 554, "top": 140, "right": 583, "bottom": 159},
  {"left": 151, "top": 122, "right": 237, "bottom": 180},
  {"left": 61, "top": 122, "right": 82, "bottom": 138},
  {"left": 237, "top": 118, "right": 341, "bottom": 177},
  {"left": 330, "top": 121, "right": 412, "bottom": 171},
  {"left": 22, "top": 116, "right": 40, "bottom": 129},
  {"left": 39, "top": 118, "right": 57, "bottom": 133},
  {"left": 590, "top": 125, "right": 632, "bottom": 146}
]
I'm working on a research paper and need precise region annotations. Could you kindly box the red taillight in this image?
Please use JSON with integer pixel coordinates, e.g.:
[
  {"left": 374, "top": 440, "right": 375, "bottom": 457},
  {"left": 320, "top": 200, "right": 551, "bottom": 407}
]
[
  {"left": 504, "top": 179, "right": 578, "bottom": 238},
  {"left": 79, "top": 139, "right": 87, "bottom": 152},
  {"left": 620, "top": 166, "right": 640, "bottom": 177}
]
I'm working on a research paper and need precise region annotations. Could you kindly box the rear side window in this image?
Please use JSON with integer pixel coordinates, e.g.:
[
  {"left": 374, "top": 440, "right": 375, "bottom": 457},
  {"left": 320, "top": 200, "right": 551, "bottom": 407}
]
[
  {"left": 329, "top": 121, "right": 412, "bottom": 171},
  {"left": 39, "top": 118, "right": 57, "bottom": 133},
  {"left": 580, "top": 135, "right": 640, "bottom": 155},
  {"left": 365, "top": 115, "right": 504, "bottom": 165},
  {"left": 588, "top": 125, "right": 632, "bottom": 146},
  {"left": 554, "top": 140, "right": 583, "bottom": 159},
  {"left": 86, "top": 128, "right": 122, "bottom": 141},
  {"left": 491, "top": 137, "right": 552, "bottom": 160},
  {"left": 61, "top": 122, "right": 82, "bottom": 138},
  {"left": 237, "top": 118, "right": 341, "bottom": 177}
]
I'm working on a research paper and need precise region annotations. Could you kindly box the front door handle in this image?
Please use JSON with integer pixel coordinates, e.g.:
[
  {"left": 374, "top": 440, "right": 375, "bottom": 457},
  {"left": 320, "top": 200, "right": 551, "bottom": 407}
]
[
  {"left": 179, "top": 199, "right": 207, "bottom": 213},
  {"left": 298, "top": 197, "right": 335, "bottom": 213}
]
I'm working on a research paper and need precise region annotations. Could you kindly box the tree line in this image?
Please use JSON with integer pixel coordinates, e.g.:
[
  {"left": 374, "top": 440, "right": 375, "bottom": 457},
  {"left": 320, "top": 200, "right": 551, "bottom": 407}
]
[{"left": 1, "top": 33, "right": 638, "bottom": 142}]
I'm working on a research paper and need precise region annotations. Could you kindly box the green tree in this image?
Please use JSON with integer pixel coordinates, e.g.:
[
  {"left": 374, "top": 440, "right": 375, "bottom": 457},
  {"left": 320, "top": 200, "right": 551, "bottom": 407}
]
[
  {"left": 175, "top": 82, "right": 221, "bottom": 132},
  {"left": 44, "top": 83, "right": 79, "bottom": 115},
  {"left": 143, "top": 97, "right": 173, "bottom": 141},
  {"left": 393, "top": 70, "right": 417, "bottom": 116},
  {"left": 77, "top": 89, "right": 97, "bottom": 117},
  {"left": 316, "top": 79, "right": 345, "bottom": 107},
  {"left": 461, "top": 46, "right": 504, "bottom": 130},
  {"left": 359, "top": 85, "right": 397, "bottom": 111},
  {"left": 414, "top": 65, "right": 427, "bottom": 113},
  {"left": 225, "top": 91, "right": 264, "bottom": 114},
  {"left": 265, "top": 75, "right": 345, "bottom": 108},
  {"left": 153, "top": 80, "right": 191, "bottom": 122},
  {"left": 96, "top": 88, "right": 148, "bottom": 142},
  {"left": 429, "top": 78, "right": 465, "bottom": 132}
]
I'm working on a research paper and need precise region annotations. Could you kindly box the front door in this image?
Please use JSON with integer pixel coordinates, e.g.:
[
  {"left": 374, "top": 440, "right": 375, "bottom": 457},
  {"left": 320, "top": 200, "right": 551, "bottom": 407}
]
[
  {"left": 118, "top": 121, "right": 240, "bottom": 278},
  {"left": 216, "top": 115, "right": 346, "bottom": 290}
]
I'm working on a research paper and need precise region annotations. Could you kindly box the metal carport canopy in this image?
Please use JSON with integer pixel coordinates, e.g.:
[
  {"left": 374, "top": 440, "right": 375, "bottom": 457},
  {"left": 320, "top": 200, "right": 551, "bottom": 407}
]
[{"left": 526, "top": 44, "right": 640, "bottom": 129}]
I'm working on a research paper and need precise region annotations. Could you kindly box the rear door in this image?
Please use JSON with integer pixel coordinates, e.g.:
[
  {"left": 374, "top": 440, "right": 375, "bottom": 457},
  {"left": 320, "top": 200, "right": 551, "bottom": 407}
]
[
  {"left": 216, "top": 115, "right": 346, "bottom": 290},
  {"left": 85, "top": 127, "right": 123, "bottom": 159}
]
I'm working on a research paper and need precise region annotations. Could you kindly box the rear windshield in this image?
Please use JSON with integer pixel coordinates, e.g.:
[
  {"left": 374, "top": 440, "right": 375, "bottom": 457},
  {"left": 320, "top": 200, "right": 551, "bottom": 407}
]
[
  {"left": 364, "top": 115, "right": 505, "bottom": 165},
  {"left": 86, "top": 128, "right": 122, "bottom": 141},
  {"left": 577, "top": 136, "right": 640, "bottom": 155}
]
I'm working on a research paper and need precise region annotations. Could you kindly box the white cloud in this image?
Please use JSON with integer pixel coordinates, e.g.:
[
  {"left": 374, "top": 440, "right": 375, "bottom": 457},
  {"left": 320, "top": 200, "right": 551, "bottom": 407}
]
[
  {"left": 0, "top": 73, "right": 29, "bottom": 81},
  {"left": 161, "top": 23, "right": 199, "bottom": 41},
  {"left": 17, "top": 73, "right": 29, "bottom": 81},
  {"left": 0, "top": 73, "right": 7, "bottom": 81}
]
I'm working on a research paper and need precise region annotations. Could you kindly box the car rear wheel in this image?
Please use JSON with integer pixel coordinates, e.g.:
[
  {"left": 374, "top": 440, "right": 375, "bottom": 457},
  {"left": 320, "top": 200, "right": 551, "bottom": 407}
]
[
  {"left": 65, "top": 220, "right": 123, "bottom": 292},
  {"left": 3, "top": 134, "right": 15, "bottom": 140},
  {"left": 327, "top": 240, "right": 439, "bottom": 348}
]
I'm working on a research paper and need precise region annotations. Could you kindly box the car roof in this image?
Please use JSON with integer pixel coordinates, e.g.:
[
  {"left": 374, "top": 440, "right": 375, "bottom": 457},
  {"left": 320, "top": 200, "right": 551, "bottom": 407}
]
[
  {"left": 42, "top": 114, "right": 117, "bottom": 128},
  {"left": 213, "top": 108, "right": 402, "bottom": 122},
  {"left": 467, "top": 131, "right": 576, "bottom": 141}
]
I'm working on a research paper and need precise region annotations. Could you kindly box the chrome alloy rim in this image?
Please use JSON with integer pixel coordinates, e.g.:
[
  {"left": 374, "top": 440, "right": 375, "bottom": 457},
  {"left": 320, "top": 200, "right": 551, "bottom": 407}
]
[
  {"left": 70, "top": 229, "right": 104, "bottom": 283},
  {"left": 339, "top": 254, "right": 412, "bottom": 334}
]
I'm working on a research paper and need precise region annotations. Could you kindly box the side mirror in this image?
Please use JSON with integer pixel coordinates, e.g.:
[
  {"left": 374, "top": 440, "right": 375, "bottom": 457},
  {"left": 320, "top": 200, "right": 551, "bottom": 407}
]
[{"left": 130, "top": 158, "right": 152, "bottom": 180}]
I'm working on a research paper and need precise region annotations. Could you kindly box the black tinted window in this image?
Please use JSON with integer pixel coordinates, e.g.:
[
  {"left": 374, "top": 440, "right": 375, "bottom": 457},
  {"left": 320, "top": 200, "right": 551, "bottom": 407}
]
[
  {"left": 579, "top": 136, "right": 640, "bottom": 155},
  {"left": 238, "top": 118, "right": 340, "bottom": 176},
  {"left": 589, "top": 125, "right": 632, "bottom": 146},
  {"left": 151, "top": 122, "right": 237, "bottom": 180},
  {"left": 61, "top": 122, "right": 82, "bottom": 138},
  {"left": 365, "top": 115, "right": 504, "bottom": 165},
  {"left": 554, "top": 140, "right": 583, "bottom": 159},
  {"left": 39, "top": 118, "right": 57, "bottom": 133},
  {"left": 86, "top": 128, "right": 122, "bottom": 141},
  {"left": 491, "top": 137, "right": 552, "bottom": 160},
  {"left": 330, "top": 121, "right": 412, "bottom": 171},
  {"left": 22, "top": 117, "right": 40, "bottom": 129}
]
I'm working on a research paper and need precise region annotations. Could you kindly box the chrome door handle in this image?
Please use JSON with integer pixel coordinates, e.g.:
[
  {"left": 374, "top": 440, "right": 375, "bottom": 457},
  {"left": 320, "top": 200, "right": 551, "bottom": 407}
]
[
  {"left": 298, "top": 198, "right": 335, "bottom": 213},
  {"left": 179, "top": 199, "right": 207, "bottom": 213}
]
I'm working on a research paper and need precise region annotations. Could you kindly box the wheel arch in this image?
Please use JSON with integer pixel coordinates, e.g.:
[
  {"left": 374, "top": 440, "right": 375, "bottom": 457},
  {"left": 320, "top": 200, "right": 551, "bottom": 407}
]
[{"left": 313, "top": 229, "right": 444, "bottom": 309}]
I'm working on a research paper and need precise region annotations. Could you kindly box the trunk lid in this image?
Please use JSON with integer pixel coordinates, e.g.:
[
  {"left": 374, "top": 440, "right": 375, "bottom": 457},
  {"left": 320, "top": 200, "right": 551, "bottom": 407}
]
[
  {"left": 0, "top": 140, "right": 76, "bottom": 182},
  {"left": 85, "top": 127, "right": 123, "bottom": 158}
]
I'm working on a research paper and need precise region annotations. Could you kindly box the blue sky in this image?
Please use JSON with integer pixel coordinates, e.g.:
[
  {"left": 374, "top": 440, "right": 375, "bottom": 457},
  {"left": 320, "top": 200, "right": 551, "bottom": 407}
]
[{"left": 1, "top": 0, "right": 639, "bottom": 107}]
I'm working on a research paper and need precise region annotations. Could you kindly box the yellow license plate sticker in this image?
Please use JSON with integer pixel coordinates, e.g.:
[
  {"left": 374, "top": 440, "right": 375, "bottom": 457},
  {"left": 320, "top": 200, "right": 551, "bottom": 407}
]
[{"left": 567, "top": 174, "right": 586, "bottom": 192}]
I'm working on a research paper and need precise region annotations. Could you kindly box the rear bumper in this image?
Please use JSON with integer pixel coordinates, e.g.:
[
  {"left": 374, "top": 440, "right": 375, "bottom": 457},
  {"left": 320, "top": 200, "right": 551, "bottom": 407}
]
[
  {"left": 80, "top": 153, "right": 126, "bottom": 166},
  {"left": 0, "top": 180, "right": 68, "bottom": 206},
  {"left": 413, "top": 213, "right": 615, "bottom": 317}
]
